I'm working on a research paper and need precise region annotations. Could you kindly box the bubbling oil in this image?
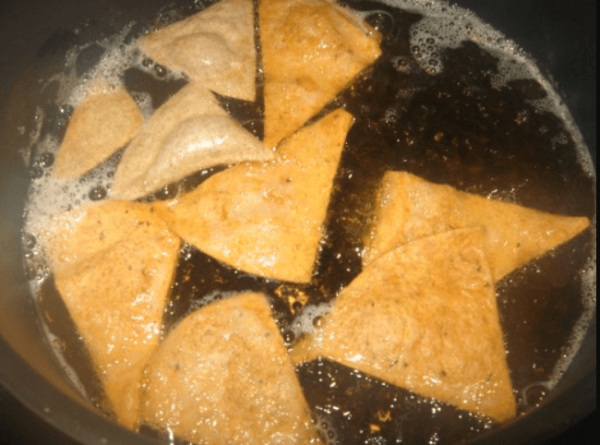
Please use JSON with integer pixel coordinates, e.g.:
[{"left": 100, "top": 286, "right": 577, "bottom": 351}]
[{"left": 21, "top": 0, "right": 595, "bottom": 444}]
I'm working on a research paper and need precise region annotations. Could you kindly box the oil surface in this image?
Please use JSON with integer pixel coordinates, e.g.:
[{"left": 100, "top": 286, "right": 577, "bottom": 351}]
[{"left": 21, "top": 0, "right": 596, "bottom": 444}]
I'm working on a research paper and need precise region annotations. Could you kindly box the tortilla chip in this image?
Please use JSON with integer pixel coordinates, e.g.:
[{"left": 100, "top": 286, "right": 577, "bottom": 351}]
[
  {"left": 312, "top": 229, "right": 516, "bottom": 422},
  {"left": 141, "top": 0, "right": 256, "bottom": 101},
  {"left": 111, "top": 83, "right": 272, "bottom": 201},
  {"left": 364, "top": 171, "right": 591, "bottom": 281},
  {"left": 140, "top": 292, "right": 323, "bottom": 445},
  {"left": 40, "top": 201, "right": 180, "bottom": 428},
  {"left": 153, "top": 108, "right": 353, "bottom": 283},
  {"left": 260, "top": 0, "right": 381, "bottom": 148},
  {"left": 53, "top": 85, "right": 143, "bottom": 179}
]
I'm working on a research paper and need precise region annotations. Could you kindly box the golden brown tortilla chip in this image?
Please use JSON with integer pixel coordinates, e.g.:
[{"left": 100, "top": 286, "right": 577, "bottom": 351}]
[
  {"left": 140, "top": 292, "right": 323, "bottom": 445},
  {"left": 153, "top": 108, "right": 354, "bottom": 283},
  {"left": 141, "top": 0, "right": 256, "bottom": 101},
  {"left": 313, "top": 228, "right": 516, "bottom": 422},
  {"left": 364, "top": 171, "right": 591, "bottom": 281},
  {"left": 40, "top": 201, "right": 180, "bottom": 428},
  {"left": 260, "top": 0, "right": 381, "bottom": 148},
  {"left": 53, "top": 86, "right": 143, "bottom": 179},
  {"left": 111, "top": 83, "right": 272, "bottom": 201}
]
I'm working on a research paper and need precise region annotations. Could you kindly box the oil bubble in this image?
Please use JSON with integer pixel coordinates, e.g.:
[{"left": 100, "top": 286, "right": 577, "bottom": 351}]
[
  {"left": 88, "top": 185, "right": 107, "bottom": 201},
  {"left": 282, "top": 330, "right": 296, "bottom": 345},
  {"left": 154, "top": 64, "right": 167, "bottom": 77},
  {"left": 314, "top": 414, "right": 338, "bottom": 445},
  {"left": 22, "top": 232, "right": 37, "bottom": 250},
  {"left": 313, "top": 316, "right": 324, "bottom": 328},
  {"left": 365, "top": 11, "right": 395, "bottom": 36},
  {"left": 38, "top": 152, "right": 55, "bottom": 168},
  {"left": 522, "top": 382, "right": 550, "bottom": 408}
]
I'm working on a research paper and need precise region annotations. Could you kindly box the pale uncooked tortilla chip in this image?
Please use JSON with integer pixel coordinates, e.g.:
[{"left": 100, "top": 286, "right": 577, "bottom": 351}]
[
  {"left": 364, "top": 171, "right": 591, "bottom": 281},
  {"left": 140, "top": 292, "right": 323, "bottom": 445},
  {"left": 53, "top": 86, "right": 143, "bottom": 179},
  {"left": 40, "top": 201, "right": 180, "bottom": 428},
  {"left": 111, "top": 83, "right": 272, "bottom": 201},
  {"left": 313, "top": 229, "right": 516, "bottom": 422},
  {"left": 141, "top": 0, "right": 256, "bottom": 101},
  {"left": 153, "top": 108, "right": 354, "bottom": 283},
  {"left": 260, "top": 0, "right": 381, "bottom": 148}
]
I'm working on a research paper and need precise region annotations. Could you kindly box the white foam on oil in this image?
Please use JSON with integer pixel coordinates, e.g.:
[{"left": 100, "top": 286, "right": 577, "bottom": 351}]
[
  {"left": 291, "top": 303, "right": 332, "bottom": 339},
  {"left": 24, "top": 149, "right": 118, "bottom": 244}
]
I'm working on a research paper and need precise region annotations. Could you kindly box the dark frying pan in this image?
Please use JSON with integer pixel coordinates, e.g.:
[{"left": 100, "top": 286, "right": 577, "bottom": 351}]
[{"left": 0, "top": 1, "right": 595, "bottom": 444}]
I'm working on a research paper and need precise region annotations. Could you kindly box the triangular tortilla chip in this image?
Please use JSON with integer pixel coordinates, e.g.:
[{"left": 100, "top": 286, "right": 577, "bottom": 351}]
[
  {"left": 153, "top": 108, "right": 354, "bottom": 283},
  {"left": 260, "top": 0, "right": 381, "bottom": 148},
  {"left": 364, "top": 171, "right": 591, "bottom": 281},
  {"left": 140, "top": 292, "right": 323, "bottom": 445},
  {"left": 53, "top": 85, "right": 143, "bottom": 179},
  {"left": 111, "top": 83, "right": 272, "bottom": 200},
  {"left": 40, "top": 201, "right": 180, "bottom": 428},
  {"left": 312, "top": 229, "right": 516, "bottom": 422},
  {"left": 141, "top": 0, "right": 256, "bottom": 101}
]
